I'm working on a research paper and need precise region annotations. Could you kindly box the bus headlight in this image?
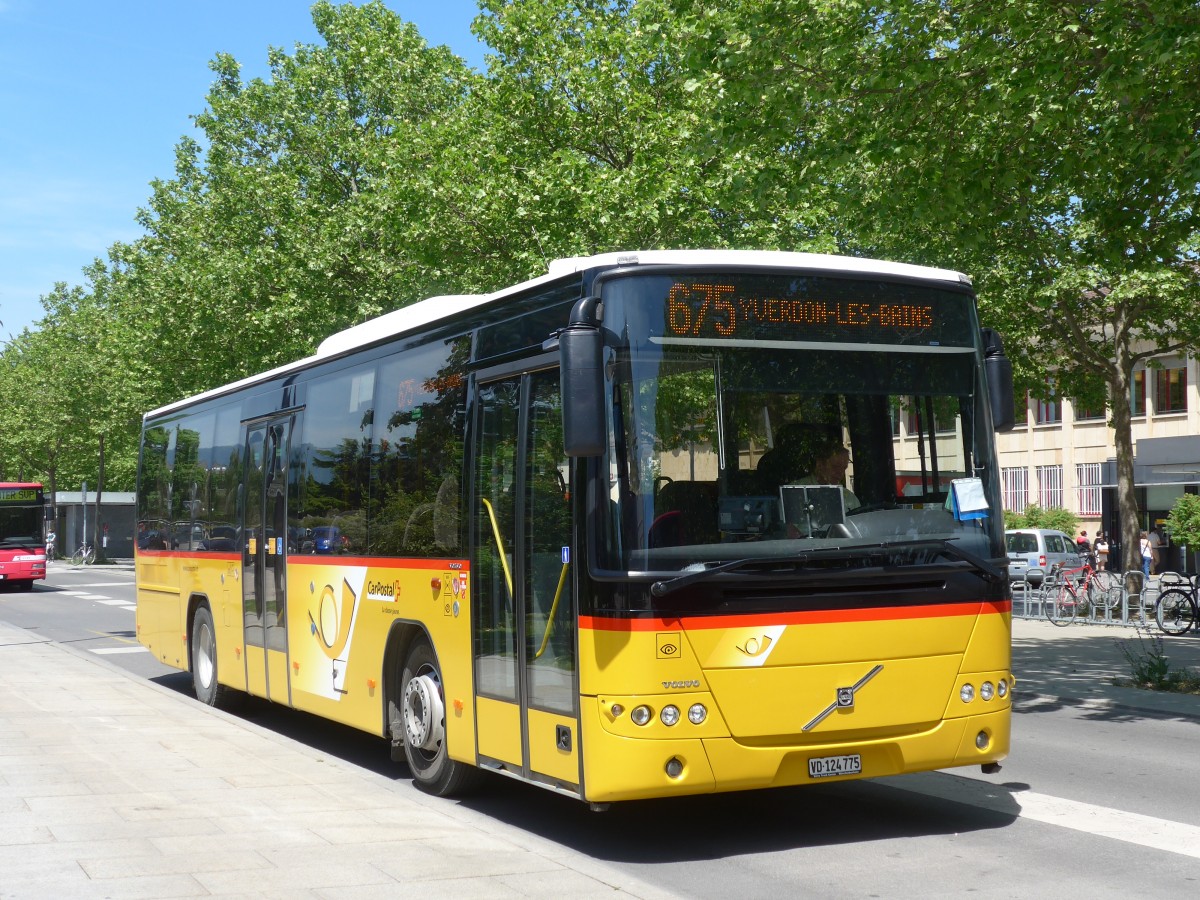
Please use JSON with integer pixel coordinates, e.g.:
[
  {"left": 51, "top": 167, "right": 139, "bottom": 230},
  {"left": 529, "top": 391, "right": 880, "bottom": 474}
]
[
  {"left": 688, "top": 703, "right": 707, "bottom": 725},
  {"left": 961, "top": 683, "right": 975, "bottom": 703},
  {"left": 631, "top": 705, "right": 653, "bottom": 726},
  {"left": 981, "top": 681, "right": 995, "bottom": 701},
  {"left": 998, "top": 679, "right": 1009, "bottom": 699},
  {"left": 660, "top": 705, "right": 681, "bottom": 727}
]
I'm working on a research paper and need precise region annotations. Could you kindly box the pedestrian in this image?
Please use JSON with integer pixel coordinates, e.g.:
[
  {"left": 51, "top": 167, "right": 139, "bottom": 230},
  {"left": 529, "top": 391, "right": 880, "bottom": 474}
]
[
  {"left": 1076, "top": 530, "right": 1090, "bottom": 565},
  {"left": 1093, "top": 531, "right": 1109, "bottom": 571},
  {"left": 1139, "top": 530, "right": 1153, "bottom": 579},
  {"left": 1149, "top": 525, "right": 1166, "bottom": 575}
]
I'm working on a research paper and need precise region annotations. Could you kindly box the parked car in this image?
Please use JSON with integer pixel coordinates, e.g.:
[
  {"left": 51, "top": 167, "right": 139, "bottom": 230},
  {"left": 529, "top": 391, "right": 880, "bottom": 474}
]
[
  {"left": 311, "top": 525, "right": 344, "bottom": 554},
  {"left": 1005, "top": 528, "right": 1083, "bottom": 583}
]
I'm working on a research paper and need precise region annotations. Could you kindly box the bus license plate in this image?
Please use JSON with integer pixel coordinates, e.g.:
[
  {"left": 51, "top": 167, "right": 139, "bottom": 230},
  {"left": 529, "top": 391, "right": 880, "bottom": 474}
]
[{"left": 808, "top": 754, "right": 862, "bottom": 779}]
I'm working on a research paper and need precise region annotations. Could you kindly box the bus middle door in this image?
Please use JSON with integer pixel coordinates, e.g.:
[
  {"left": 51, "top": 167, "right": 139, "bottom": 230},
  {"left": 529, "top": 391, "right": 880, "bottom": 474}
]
[
  {"left": 473, "top": 367, "right": 580, "bottom": 793},
  {"left": 241, "top": 417, "right": 293, "bottom": 705}
]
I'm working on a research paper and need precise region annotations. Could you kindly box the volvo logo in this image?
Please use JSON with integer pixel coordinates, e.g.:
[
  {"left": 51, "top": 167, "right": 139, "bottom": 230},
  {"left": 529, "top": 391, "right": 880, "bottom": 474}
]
[{"left": 802, "top": 665, "right": 884, "bottom": 732}]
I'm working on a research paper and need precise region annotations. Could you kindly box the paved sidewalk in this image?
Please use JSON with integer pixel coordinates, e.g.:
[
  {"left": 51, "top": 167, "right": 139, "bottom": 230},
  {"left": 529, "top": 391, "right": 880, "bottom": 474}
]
[
  {"left": 0, "top": 621, "right": 676, "bottom": 900},
  {"left": 1012, "top": 616, "right": 1200, "bottom": 718},
  {"left": 2, "top": 616, "right": 1199, "bottom": 898}
]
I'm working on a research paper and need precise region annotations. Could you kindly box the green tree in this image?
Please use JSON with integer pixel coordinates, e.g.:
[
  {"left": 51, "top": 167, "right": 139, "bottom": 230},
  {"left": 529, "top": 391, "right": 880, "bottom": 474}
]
[
  {"left": 1004, "top": 504, "right": 1078, "bottom": 537},
  {"left": 684, "top": 0, "right": 1200, "bottom": 571},
  {"left": 1166, "top": 495, "right": 1200, "bottom": 564}
]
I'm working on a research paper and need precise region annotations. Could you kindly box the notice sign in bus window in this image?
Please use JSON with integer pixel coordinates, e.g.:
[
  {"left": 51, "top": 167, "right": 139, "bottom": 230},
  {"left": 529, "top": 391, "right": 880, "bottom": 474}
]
[{"left": 657, "top": 276, "right": 975, "bottom": 348}]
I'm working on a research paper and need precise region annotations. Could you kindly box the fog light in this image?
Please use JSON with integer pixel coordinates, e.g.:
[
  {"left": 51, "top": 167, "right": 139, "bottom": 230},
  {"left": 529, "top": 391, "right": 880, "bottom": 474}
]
[
  {"left": 981, "top": 681, "right": 995, "bottom": 701},
  {"left": 610, "top": 703, "right": 625, "bottom": 718},
  {"left": 665, "top": 757, "right": 684, "bottom": 778},
  {"left": 688, "top": 703, "right": 707, "bottom": 725},
  {"left": 961, "top": 683, "right": 975, "bottom": 703},
  {"left": 997, "top": 679, "right": 1009, "bottom": 699},
  {"left": 975, "top": 730, "right": 991, "bottom": 750},
  {"left": 631, "top": 705, "right": 653, "bottom": 726},
  {"left": 660, "top": 705, "right": 681, "bottom": 726}
]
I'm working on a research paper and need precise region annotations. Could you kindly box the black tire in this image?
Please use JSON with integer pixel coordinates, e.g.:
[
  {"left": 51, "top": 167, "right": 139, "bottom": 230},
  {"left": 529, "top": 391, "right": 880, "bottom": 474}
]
[
  {"left": 1155, "top": 590, "right": 1198, "bottom": 636},
  {"left": 399, "top": 638, "right": 482, "bottom": 796},
  {"left": 190, "top": 605, "right": 237, "bottom": 708},
  {"left": 1046, "top": 584, "right": 1077, "bottom": 627}
]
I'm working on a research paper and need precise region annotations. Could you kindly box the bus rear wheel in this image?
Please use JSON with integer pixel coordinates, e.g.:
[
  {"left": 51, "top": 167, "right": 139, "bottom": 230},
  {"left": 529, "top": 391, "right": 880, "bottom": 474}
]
[{"left": 399, "top": 638, "right": 481, "bottom": 797}]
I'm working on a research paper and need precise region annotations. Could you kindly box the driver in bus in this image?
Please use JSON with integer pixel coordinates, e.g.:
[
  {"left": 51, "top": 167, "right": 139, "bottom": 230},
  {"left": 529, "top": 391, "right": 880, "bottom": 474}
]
[{"left": 796, "top": 436, "right": 861, "bottom": 512}]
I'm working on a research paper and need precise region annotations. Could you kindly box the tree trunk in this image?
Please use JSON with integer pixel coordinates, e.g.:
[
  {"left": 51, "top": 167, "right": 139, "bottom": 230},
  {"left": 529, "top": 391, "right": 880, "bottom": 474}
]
[{"left": 1108, "top": 366, "right": 1141, "bottom": 574}]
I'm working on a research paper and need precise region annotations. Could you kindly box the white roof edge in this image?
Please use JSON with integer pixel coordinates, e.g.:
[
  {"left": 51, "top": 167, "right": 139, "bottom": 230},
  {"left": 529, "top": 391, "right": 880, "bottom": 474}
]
[
  {"left": 546, "top": 249, "right": 969, "bottom": 284},
  {"left": 146, "top": 249, "right": 968, "bottom": 421}
]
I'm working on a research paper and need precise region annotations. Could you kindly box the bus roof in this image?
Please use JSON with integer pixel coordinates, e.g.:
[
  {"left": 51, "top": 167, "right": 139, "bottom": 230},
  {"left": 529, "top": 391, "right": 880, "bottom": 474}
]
[{"left": 145, "top": 250, "right": 971, "bottom": 420}]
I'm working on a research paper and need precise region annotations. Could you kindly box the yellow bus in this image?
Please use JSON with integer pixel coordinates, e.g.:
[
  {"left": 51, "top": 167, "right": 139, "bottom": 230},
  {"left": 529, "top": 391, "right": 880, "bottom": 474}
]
[{"left": 136, "top": 250, "right": 1016, "bottom": 805}]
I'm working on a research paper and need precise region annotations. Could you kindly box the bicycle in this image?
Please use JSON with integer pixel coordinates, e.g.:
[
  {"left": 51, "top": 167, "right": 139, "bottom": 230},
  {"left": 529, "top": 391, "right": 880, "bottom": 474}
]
[
  {"left": 1045, "top": 563, "right": 1119, "bottom": 626},
  {"left": 1155, "top": 574, "right": 1199, "bottom": 636},
  {"left": 70, "top": 543, "right": 96, "bottom": 567}
]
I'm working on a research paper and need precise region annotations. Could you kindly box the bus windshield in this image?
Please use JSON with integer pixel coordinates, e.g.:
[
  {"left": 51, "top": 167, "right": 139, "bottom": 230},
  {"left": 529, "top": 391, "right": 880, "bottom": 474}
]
[{"left": 599, "top": 271, "right": 1004, "bottom": 574}]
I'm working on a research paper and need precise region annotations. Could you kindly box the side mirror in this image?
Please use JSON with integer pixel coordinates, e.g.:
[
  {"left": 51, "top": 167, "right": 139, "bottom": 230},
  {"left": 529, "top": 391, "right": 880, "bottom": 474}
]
[
  {"left": 558, "top": 298, "right": 606, "bottom": 457},
  {"left": 982, "top": 327, "right": 1016, "bottom": 432}
]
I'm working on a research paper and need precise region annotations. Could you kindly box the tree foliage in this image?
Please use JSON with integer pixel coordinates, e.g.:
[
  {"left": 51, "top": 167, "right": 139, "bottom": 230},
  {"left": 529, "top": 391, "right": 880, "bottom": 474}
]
[
  {"left": 0, "top": 0, "right": 1197, "bottom": 569},
  {"left": 1004, "top": 504, "right": 1079, "bottom": 538}
]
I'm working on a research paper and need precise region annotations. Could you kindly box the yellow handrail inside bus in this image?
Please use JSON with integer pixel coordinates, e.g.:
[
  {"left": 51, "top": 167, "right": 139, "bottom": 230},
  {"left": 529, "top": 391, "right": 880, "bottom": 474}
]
[
  {"left": 534, "top": 563, "right": 570, "bottom": 660},
  {"left": 480, "top": 497, "right": 513, "bottom": 599}
]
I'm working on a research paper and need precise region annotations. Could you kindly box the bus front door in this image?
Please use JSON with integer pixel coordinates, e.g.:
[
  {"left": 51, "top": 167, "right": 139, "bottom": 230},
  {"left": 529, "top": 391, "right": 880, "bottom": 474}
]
[
  {"left": 473, "top": 368, "right": 580, "bottom": 792},
  {"left": 241, "top": 417, "right": 293, "bottom": 705}
]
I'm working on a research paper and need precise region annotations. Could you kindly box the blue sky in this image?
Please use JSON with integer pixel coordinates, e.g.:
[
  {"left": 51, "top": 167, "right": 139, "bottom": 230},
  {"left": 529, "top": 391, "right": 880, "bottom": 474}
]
[{"left": 0, "top": 1, "right": 487, "bottom": 339}]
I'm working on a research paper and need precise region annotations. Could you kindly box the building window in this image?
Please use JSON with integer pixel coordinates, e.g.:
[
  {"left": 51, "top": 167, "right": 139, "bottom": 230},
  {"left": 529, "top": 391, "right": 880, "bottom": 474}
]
[
  {"left": 1037, "top": 464, "right": 1063, "bottom": 509},
  {"left": 1073, "top": 399, "right": 1106, "bottom": 421},
  {"left": 1002, "top": 467, "right": 1028, "bottom": 513},
  {"left": 1034, "top": 382, "right": 1061, "bottom": 425},
  {"left": 1131, "top": 369, "right": 1146, "bottom": 417},
  {"left": 1155, "top": 366, "right": 1187, "bottom": 414},
  {"left": 1076, "top": 462, "right": 1102, "bottom": 516}
]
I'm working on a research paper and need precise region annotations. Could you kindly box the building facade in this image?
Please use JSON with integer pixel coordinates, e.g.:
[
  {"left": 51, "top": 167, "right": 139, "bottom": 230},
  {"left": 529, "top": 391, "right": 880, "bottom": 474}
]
[{"left": 995, "top": 352, "right": 1200, "bottom": 569}]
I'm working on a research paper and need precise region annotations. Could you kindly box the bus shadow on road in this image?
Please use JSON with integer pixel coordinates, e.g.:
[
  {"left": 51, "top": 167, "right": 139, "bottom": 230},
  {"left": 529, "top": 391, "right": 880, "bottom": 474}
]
[{"left": 456, "top": 769, "right": 1019, "bottom": 863}]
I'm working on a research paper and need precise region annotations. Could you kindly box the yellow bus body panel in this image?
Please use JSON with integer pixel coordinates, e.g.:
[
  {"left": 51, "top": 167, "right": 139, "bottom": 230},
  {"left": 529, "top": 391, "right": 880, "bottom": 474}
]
[
  {"left": 137, "top": 553, "right": 478, "bottom": 766},
  {"left": 476, "top": 696, "right": 523, "bottom": 767},
  {"left": 577, "top": 601, "right": 1011, "bottom": 803},
  {"left": 527, "top": 707, "right": 580, "bottom": 788}
]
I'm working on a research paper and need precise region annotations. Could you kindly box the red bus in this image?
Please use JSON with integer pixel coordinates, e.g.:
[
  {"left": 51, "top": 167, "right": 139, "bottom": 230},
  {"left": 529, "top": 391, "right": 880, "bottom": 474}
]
[{"left": 0, "top": 483, "right": 47, "bottom": 590}]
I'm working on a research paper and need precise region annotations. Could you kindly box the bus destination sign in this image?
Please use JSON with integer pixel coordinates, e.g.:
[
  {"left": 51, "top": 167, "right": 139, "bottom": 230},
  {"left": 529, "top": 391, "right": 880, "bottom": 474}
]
[
  {"left": 0, "top": 488, "right": 40, "bottom": 503},
  {"left": 661, "top": 278, "right": 972, "bottom": 347}
]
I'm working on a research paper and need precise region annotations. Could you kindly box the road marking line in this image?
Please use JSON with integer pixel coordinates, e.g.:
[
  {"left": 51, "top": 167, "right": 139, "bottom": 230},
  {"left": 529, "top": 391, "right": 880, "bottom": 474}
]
[
  {"left": 90, "top": 647, "right": 148, "bottom": 655},
  {"left": 73, "top": 582, "right": 132, "bottom": 588},
  {"left": 893, "top": 772, "right": 1200, "bottom": 859},
  {"left": 97, "top": 599, "right": 128, "bottom": 606},
  {"left": 79, "top": 594, "right": 111, "bottom": 600}
]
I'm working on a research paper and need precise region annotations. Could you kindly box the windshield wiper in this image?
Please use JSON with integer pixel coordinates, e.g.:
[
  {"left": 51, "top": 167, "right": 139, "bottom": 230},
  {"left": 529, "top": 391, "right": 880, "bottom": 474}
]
[
  {"left": 649, "top": 538, "right": 1003, "bottom": 598},
  {"left": 651, "top": 557, "right": 803, "bottom": 598},
  {"left": 871, "top": 538, "right": 1005, "bottom": 584}
]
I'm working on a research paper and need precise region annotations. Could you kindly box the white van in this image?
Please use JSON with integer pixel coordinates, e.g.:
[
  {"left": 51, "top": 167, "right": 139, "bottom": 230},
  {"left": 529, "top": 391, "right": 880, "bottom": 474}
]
[{"left": 1005, "top": 528, "right": 1083, "bottom": 582}]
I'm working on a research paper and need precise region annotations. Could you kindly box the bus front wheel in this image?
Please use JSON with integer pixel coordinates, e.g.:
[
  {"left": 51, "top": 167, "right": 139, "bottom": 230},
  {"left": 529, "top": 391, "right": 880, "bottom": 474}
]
[
  {"left": 399, "top": 638, "right": 481, "bottom": 797},
  {"left": 190, "top": 605, "right": 236, "bottom": 709}
]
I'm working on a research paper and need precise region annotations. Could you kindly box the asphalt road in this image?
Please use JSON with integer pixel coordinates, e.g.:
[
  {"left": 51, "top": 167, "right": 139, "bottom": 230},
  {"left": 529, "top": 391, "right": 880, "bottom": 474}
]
[{"left": 2, "top": 565, "right": 1198, "bottom": 897}]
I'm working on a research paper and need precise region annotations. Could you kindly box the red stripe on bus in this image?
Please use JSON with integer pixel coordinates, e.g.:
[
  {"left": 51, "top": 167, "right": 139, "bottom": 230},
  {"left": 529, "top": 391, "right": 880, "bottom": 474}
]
[{"left": 579, "top": 599, "right": 1011, "bottom": 632}]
